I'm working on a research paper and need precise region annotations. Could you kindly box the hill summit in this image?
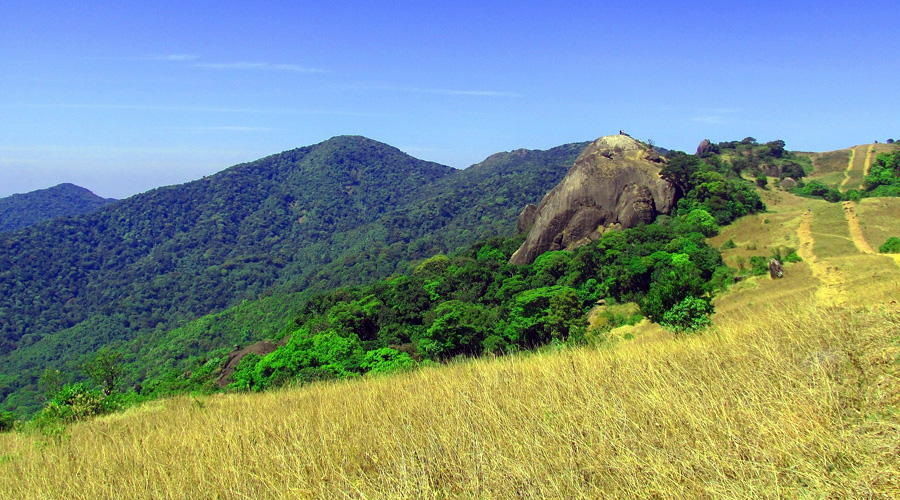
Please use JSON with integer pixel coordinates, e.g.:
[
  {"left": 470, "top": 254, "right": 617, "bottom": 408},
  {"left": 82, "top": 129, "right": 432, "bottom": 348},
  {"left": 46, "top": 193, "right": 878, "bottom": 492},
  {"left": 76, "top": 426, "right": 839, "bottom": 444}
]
[
  {"left": 0, "top": 183, "right": 116, "bottom": 233},
  {"left": 509, "top": 134, "right": 677, "bottom": 264}
]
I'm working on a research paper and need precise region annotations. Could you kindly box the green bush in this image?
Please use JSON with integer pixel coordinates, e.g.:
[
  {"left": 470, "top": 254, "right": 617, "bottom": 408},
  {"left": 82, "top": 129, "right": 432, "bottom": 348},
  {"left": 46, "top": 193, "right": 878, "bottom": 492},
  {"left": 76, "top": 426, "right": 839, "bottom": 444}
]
[
  {"left": 793, "top": 180, "right": 842, "bottom": 202},
  {"left": 36, "top": 383, "right": 120, "bottom": 424},
  {"left": 783, "top": 252, "right": 802, "bottom": 263},
  {"left": 660, "top": 296, "right": 714, "bottom": 334},
  {"left": 0, "top": 411, "right": 16, "bottom": 432},
  {"left": 361, "top": 348, "right": 415, "bottom": 375},
  {"left": 772, "top": 247, "right": 801, "bottom": 263},
  {"left": 749, "top": 256, "right": 769, "bottom": 276},
  {"left": 879, "top": 237, "right": 900, "bottom": 254}
]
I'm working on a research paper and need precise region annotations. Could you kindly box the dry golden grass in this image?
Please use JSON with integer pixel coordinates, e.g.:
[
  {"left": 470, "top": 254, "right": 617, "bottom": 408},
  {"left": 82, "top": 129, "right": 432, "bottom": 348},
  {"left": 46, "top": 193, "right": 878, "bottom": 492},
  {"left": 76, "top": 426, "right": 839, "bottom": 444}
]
[
  {"left": 2, "top": 300, "right": 898, "bottom": 499},
  {"left": 808, "top": 201, "right": 857, "bottom": 260},
  {"left": 3, "top": 190, "right": 900, "bottom": 499},
  {"left": 857, "top": 197, "right": 900, "bottom": 253}
]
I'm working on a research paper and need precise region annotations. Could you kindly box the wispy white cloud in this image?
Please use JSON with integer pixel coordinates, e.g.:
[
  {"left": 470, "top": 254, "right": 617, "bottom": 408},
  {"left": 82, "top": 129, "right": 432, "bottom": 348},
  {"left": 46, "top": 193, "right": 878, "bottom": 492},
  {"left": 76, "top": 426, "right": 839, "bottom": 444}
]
[
  {"left": 87, "top": 54, "right": 200, "bottom": 62},
  {"left": 149, "top": 54, "right": 200, "bottom": 61},
  {"left": 3, "top": 102, "right": 283, "bottom": 113},
  {"left": 2, "top": 102, "right": 388, "bottom": 118},
  {"left": 399, "top": 146, "right": 449, "bottom": 155},
  {"left": 690, "top": 115, "right": 727, "bottom": 124},
  {"left": 171, "top": 126, "right": 276, "bottom": 133},
  {"left": 194, "top": 62, "right": 327, "bottom": 73},
  {"left": 688, "top": 108, "right": 747, "bottom": 125},
  {"left": 354, "top": 84, "right": 520, "bottom": 98}
]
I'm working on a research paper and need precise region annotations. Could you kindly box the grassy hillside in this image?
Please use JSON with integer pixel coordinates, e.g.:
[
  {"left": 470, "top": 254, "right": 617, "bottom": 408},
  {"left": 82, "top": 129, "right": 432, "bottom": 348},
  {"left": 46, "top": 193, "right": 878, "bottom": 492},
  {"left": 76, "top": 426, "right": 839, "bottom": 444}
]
[
  {"left": 0, "top": 183, "right": 116, "bottom": 233},
  {"left": 2, "top": 189, "right": 898, "bottom": 498},
  {"left": 796, "top": 142, "right": 897, "bottom": 191}
]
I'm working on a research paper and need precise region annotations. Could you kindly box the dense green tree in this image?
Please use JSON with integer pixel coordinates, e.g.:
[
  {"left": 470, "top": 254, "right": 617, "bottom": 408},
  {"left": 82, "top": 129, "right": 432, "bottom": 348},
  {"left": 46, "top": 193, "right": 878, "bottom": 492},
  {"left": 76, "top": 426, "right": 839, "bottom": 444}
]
[
  {"left": 660, "top": 152, "right": 699, "bottom": 194},
  {"left": 679, "top": 209, "right": 720, "bottom": 237},
  {"left": 640, "top": 253, "right": 710, "bottom": 324},
  {"left": 502, "top": 286, "right": 583, "bottom": 347},
  {"left": 419, "top": 301, "right": 492, "bottom": 359}
]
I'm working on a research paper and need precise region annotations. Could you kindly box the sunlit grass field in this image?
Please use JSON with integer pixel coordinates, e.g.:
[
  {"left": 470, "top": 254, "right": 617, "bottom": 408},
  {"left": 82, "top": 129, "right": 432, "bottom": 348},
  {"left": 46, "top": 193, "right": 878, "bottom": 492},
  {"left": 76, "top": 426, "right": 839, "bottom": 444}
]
[{"left": 2, "top": 190, "right": 899, "bottom": 499}]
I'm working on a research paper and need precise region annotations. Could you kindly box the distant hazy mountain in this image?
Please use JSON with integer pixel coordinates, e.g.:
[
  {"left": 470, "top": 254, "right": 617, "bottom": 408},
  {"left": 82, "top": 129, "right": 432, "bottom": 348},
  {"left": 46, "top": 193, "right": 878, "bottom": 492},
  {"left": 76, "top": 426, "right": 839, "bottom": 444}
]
[
  {"left": 0, "top": 136, "right": 587, "bottom": 414},
  {"left": 0, "top": 183, "right": 117, "bottom": 233}
]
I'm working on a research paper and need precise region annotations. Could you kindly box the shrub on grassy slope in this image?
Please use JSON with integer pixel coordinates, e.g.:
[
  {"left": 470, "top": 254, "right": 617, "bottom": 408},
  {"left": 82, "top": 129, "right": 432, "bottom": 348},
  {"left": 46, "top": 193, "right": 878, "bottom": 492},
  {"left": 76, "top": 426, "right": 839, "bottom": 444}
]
[{"left": 879, "top": 237, "right": 900, "bottom": 254}]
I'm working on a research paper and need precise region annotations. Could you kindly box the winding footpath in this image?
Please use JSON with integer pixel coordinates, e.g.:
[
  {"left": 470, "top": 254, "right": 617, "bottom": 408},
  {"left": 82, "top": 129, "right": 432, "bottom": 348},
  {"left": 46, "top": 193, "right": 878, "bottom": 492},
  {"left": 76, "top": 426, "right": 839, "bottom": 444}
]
[{"left": 840, "top": 147, "right": 857, "bottom": 189}]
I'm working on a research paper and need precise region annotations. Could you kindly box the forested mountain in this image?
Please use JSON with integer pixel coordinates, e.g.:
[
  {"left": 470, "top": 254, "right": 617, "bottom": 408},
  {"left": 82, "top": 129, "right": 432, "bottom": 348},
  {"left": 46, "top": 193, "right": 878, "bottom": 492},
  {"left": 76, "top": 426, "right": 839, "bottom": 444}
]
[
  {"left": 0, "top": 136, "right": 587, "bottom": 414},
  {"left": 0, "top": 183, "right": 116, "bottom": 233}
]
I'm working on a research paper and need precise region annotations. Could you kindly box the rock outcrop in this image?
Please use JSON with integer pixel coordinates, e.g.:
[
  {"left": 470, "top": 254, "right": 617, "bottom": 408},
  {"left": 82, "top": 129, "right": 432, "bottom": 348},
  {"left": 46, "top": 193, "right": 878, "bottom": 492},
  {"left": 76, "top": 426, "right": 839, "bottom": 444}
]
[
  {"left": 509, "top": 135, "right": 678, "bottom": 265},
  {"left": 696, "top": 139, "right": 713, "bottom": 155},
  {"left": 516, "top": 204, "right": 538, "bottom": 233}
]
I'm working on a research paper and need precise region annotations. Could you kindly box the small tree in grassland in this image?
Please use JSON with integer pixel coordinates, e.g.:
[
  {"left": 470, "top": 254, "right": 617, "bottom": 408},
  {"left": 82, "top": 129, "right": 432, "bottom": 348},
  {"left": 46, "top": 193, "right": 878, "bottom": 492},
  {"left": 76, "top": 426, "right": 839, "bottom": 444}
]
[
  {"left": 39, "top": 367, "right": 63, "bottom": 400},
  {"left": 81, "top": 347, "right": 124, "bottom": 395}
]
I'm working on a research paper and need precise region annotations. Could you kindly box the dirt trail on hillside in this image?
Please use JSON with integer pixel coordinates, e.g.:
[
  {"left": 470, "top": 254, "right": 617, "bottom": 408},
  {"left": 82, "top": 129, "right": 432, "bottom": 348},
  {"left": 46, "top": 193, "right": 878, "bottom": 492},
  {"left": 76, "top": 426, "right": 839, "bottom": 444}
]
[
  {"left": 841, "top": 200, "right": 900, "bottom": 271},
  {"left": 840, "top": 147, "right": 857, "bottom": 189},
  {"left": 841, "top": 201, "right": 876, "bottom": 254},
  {"left": 796, "top": 210, "right": 847, "bottom": 306},
  {"left": 841, "top": 145, "right": 873, "bottom": 191},
  {"left": 862, "top": 145, "right": 875, "bottom": 176}
]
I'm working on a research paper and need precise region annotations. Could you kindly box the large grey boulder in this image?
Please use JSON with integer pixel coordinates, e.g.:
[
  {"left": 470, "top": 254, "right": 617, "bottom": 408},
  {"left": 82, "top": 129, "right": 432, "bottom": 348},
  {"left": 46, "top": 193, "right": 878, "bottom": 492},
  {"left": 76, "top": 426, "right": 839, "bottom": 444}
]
[
  {"left": 509, "top": 135, "right": 678, "bottom": 265},
  {"left": 780, "top": 177, "right": 798, "bottom": 190}
]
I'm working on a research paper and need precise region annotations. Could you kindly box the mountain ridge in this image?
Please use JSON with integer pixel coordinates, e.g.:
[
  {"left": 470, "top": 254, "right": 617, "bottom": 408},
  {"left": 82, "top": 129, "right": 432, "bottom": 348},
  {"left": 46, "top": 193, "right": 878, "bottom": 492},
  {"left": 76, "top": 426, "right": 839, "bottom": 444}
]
[{"left": 0, "top": 135, "right": 588, "bottom": 414}]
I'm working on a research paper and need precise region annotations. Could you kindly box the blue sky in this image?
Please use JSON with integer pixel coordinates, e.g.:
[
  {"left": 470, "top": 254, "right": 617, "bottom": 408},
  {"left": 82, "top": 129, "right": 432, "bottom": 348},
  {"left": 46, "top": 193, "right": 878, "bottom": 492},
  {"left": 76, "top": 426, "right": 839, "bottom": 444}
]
[{"left": 1, "top": 1, "right": 897, "bottom": 199}]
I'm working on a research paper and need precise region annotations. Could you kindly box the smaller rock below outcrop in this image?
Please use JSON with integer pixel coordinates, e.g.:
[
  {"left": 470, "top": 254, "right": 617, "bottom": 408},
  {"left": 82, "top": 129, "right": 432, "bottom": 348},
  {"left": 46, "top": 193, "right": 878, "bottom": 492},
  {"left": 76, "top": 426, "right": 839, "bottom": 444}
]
[
  {"left": 761, "top": 164, "right": 781, "bottom": 177},
  {"left": 768, "top": 258, "right": 784, "bottom": 279},
  {"left": 517, "top": 204, "right": 538, "bottom": 234},
  {"left": 216, "top": 340, "right": 278, "bottom": 387},
  {"left": 780, "top": 177, "right": 798, "bottom": 190},
  {"left": 696, "top": 139, "right": 713, "bottom": 155}
]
